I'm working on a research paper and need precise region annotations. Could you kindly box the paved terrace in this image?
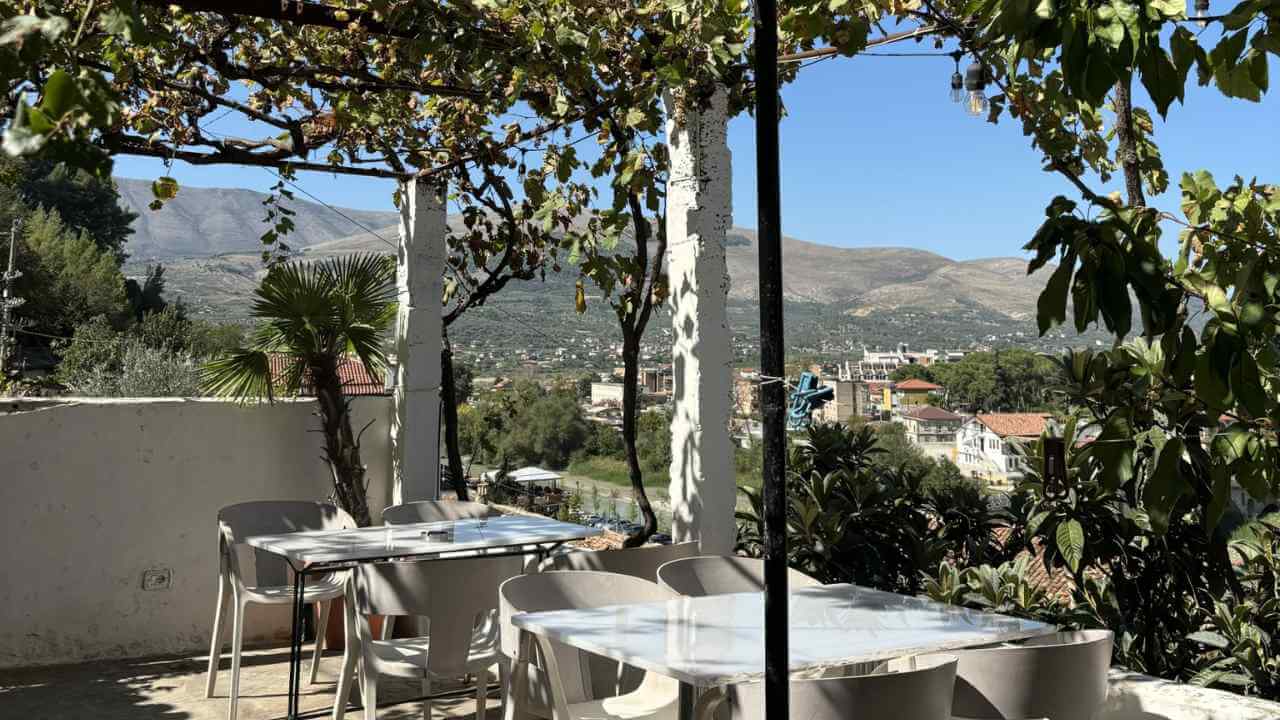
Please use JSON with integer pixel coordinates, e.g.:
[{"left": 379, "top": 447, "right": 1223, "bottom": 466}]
[{"left": 0, "top": 646, "right": 497, "bottom": 720}]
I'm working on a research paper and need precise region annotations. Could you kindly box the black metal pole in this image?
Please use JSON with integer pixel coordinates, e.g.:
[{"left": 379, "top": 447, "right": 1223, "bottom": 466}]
[{"left": 753, "top": 1, "right": 788, "bottom": 719}]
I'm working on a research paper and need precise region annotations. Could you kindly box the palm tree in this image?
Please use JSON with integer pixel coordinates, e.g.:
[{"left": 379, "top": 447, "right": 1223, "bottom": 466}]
[{"left": 201, "top": 254, "right": 396, "bottom": 527}]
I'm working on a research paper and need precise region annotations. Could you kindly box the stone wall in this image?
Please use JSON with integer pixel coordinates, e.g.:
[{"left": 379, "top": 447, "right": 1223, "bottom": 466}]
[{"left": 0, "top": 397, "right": 394, "bottom": 668}]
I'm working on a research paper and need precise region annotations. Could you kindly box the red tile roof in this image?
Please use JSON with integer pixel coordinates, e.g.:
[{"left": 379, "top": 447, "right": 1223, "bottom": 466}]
[
  {"left": 895, "top": 378, "right": 943, "bottom": 391},
  {"left": 994, "top": 527, "right": 1076, "bottom": 602},
  {"left": 976, "top": 413, "right": 1050, "bottom": 438},
  {"left": 267, "top": 353, "right": 388, "bottom": 396},
  {"left": 901, "top": 405, "right": 963, "bottom": 422}
]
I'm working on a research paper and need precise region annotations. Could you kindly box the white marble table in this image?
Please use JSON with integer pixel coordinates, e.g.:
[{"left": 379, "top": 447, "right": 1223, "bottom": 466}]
[
  {"left": 513, "top": 582, "right": 1054, "bottom": 718},
  {"left": 246, "top": 514, "right": 600, "bottom": 568},
  {"left": 245, "top": 514, "right": 599, "bottom": 719}
]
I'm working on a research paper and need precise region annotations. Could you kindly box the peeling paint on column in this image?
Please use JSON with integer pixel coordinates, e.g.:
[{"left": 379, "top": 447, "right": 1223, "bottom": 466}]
[
  {"left": 665, "top": 87, "right": 736, "bottom": 555},
  {"left": 391, "top": 178, "right": 445, "bottom": 504}
]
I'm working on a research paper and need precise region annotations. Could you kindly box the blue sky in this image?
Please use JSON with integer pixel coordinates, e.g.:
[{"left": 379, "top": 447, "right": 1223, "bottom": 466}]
[{"left": 113, "top": 40, "right": 1280, "bottom": 262}]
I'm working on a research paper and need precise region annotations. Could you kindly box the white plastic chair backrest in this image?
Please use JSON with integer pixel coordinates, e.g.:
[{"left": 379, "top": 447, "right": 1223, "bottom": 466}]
[
  {"left": 381, "top": 500, "right": 494, "bottom": 525},
  {"left": 656, "top": 555, "right": 822, "bottom": 597},
  {"left": 951, "top": 630, "right": 1113, "bottom": 720},
  {"left": 540, "top": 541, "right": 700, "bottom": 579},
  {"left": 352, "top": 554, "right": 522, "bottom": 677},
  {"left": 500, "top": 571, "right": 676, "bottom": 703},
  {"left": 540, "top": 542, "right": 700, "bottom": 696},
  {"left": 729, "top": 654, "right": 958, "bottom": 720},
  {"left": 217, "top": 500, "right": 355, "bottom": 587}
]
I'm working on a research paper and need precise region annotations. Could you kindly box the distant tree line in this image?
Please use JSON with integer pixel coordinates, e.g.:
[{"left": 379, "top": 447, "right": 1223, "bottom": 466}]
[
  {"left": 1, "top": 157, "right": 243, "bottom": 395},
  {"left": 457, "top": 377, "right": 673, "bottom": 475},
  {"left": 889, "top": 348, "right": 1062, "bottom": 413}
]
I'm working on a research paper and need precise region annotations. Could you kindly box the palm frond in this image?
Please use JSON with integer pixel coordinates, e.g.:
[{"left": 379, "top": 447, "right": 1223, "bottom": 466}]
[
  {"left": 200, "top": 349, "right": 276, "bottom": 402},
  {"left": 345, "top": 323, "right": 390, "bottom": 380},
  {"left": 323, "top": 253, "right": 396, "bottom": 325},
  {"left": 203, "top": 252, "right": 396, "bottom": 401}
]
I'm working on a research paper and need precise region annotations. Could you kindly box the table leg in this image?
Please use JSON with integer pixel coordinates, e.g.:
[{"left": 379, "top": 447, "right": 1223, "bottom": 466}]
[
  {"left": 287, "top": 569, "right": 306, "bottom": 718},
  {"left": 679, "top": 682, "right": 695, "bottom": 720}
]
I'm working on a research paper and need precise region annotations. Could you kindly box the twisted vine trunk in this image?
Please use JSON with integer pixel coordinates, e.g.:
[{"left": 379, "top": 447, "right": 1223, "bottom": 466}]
[
  {"left": 1112, "top": 78, "right": 1146, "bottom": 208},
  {"left": 621, "top": 330, "right": 658, "bottom": 547},
  {"left": 440, "top": 333, "right": 470, "bottom": 501},
  {"left": 311, "top": 357, "right": 372, "bottom": 527}
]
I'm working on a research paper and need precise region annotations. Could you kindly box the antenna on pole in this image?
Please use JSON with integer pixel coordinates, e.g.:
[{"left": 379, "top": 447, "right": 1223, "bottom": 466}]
[{"left": 1, "top": 218, "right": 25, "bottom": 378}]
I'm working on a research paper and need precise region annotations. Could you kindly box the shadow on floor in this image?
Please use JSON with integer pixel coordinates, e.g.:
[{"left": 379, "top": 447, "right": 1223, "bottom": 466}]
[{"left": 0, "top": 646, "right": 498, "bottom": 720}]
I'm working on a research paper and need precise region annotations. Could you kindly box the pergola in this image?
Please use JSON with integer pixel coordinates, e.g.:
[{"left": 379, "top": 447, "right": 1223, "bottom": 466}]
[{"left": 25, "top": 2, "right": 947, "bottom": 717}]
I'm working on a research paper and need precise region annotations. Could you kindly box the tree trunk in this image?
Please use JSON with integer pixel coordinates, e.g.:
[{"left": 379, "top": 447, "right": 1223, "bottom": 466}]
[
  {"left": 312, "top": 358, "right": 372, "bottom": 527},
  {"left": 440, "top": 334, "right": 470, "bottom": 501},
  {"left": 1112, "top": 78, "right": 1146, "bottom": 208},
  {"left": 620, "top": 331, "right": 658, "bottom": 547}
]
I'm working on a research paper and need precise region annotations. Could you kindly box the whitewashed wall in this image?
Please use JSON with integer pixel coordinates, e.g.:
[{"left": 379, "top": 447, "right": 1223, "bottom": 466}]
[{"left": 0, "top": 397, "right": 394, "bottom": 668}]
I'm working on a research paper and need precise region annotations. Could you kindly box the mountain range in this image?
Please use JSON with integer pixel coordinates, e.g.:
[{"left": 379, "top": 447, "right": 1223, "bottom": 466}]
[{"left": 114, "top": 177, "right": 1084, "bottom": 351}]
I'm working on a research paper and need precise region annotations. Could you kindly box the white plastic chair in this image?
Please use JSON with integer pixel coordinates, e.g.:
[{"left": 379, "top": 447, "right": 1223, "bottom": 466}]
[
  {"left": 539, "top": 542, "right": 701, "bottom": 699},
  {"left": 381, "top": 500, "right": 495, "bottom": 525},
  {"left": 539, "top": 541, "right": 700, "bottom": 579},
  {"left": 723, "top": 654, "right": 958, "bottom": 720},
  {"left": 206, "top": 500, "right": 355, "bottom": 720},
  {"left": 500, "top": 571, "right": 681, "bottom": 720},
  {"left": 655, "top": 555, "right": 822, "bottom": 597},
  {"left": 332, "top": 553, "right": 523, "bottom": 720},
  {"left": 950, "top": 630, "right": 1114, "bottom": 720}
]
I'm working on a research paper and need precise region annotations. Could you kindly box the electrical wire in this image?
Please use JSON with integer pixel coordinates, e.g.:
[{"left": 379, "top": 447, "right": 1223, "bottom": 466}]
[
  {"left": 16, "top": 327, "right": 116, "bottom": 343},
  {"left": 195, "top": 125, "right": 398, "bottom": 251},
  {"left": 857, "top": 50, "right": 955, "bottom": 57},
  {"left": 262, "top": 168, "right": 399, "bottom": 251}
]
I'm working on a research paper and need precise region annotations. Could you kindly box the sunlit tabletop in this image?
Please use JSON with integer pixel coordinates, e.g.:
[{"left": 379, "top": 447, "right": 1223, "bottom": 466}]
[
  {"left": 512, "top": 583, "right": 1054, "bottom": 687},
  {"left": 244, "top": 514, "right": 599, "bottom": 568}
]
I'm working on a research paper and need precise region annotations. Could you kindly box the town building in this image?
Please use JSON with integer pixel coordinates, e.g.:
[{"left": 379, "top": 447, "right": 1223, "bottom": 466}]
[
  {"left": 640, "top": 365, "right": 674, "bottom": 395},
  {"left": 815, "top": 379, "right": 857, "bottom": 425},
  {"left": 841, "top": 344, "right": 971, "bottom": 382},
  {"left": 956, "top": 413, "right": 1051, "bottom": 486},
  {"left": 590, "top": 381, "right": 626, "bottom": 407},
  {"left": 893, "top": 378, "right": 942, "bottom": 407},
  {"left": 897, "top": 405, "right": 965, "bottom": 461},
  {"left": 858, "top": 380, "right": 892, "bottom": 419}
]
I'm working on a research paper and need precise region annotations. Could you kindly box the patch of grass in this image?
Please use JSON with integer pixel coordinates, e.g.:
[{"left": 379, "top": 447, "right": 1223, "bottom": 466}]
[{"left": 567, "top": 456, "right": 668, "bottom": 488}]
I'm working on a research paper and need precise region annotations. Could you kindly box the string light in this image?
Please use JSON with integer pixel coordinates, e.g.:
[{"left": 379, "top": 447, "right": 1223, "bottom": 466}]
[
  {"left": 949, "top": 52, "right": 964, "bottom": 103},
  {"left": 964, "top": 62, "right": 989, "bottom": 117},
  {"left": 1193, "top": 0, "right": 1211, "bottom": 27}
]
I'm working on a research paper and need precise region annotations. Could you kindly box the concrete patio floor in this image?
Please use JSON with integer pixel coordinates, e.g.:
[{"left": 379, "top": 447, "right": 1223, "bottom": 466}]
[{"left": 0, "top": 645, "right": 500, "bottom": 720}]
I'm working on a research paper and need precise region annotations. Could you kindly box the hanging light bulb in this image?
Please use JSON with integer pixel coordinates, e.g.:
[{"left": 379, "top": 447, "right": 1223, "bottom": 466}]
[
  {"left": 1193, "top": 0, "right": 1210, "bottom": 27},
  {"left": 964, "top": 62, "right": 988, "bottom": 117},
  {"left": 949, "top": 53, "right": 964, "bottom": 103}
]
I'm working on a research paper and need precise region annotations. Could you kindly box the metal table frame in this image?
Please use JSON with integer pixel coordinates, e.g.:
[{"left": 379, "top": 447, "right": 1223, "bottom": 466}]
[{"left": 251, "top": 520, "right": 595, "bottom": 720}]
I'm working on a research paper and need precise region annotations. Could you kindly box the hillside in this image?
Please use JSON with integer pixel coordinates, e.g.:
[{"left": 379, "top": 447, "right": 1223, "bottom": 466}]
[
  {"left": 114, "top": 179, "right": 1090, "bottom": 353},
  {"left": 115, "top": 177, "right": 399, "bottom": 259}
]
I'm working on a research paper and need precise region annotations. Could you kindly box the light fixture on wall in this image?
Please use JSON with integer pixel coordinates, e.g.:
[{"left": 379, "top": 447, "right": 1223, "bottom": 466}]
[
  {"left": 1193, "top": 0, "right": 1211, "bottom": 27},
  {"left": 949, "top": 52, "right": 964, "bottom": 103},
  {"left": 964, "top": 62, "right": 989, "bottom": 117}
]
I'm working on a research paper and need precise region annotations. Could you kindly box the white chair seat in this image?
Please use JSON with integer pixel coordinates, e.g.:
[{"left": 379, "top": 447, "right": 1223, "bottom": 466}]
[
  {"left": 242, "top": 578, "right": 345, "bottom": 604},
  {"left": 364, "top": 631, "right": 500, "bottom": 679},
  {"left": 565, "top": 677, "right": 680, "bottom": 720}
]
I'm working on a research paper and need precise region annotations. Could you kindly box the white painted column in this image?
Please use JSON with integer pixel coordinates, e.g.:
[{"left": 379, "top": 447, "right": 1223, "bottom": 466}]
[
  {"left": 391, "top": 178, "right": 444, "bottom": 504},
  {"left": 665, "top": 87, "right": 736, "bottom": 555}
]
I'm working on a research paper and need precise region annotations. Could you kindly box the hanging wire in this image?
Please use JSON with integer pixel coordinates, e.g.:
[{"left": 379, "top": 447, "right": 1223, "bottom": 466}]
[
  {"left": 796, "top": 54, "right": 837, "bottom": 71},
  {"left": 16, "top": 327, "right": 116, "bottom": 343},
  {"left": 856, "top": 50, "right": 956, "bottom": 57},
  {"left": 262, "top": 168, "right": 399, "bottom": 252}
]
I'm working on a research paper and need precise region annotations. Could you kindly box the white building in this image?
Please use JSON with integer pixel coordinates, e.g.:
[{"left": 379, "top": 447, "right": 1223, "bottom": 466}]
[
  {"left": 956, "top": 413, "right": 1050, "bottom": 486},
  {"left": 897, "top": 405, "right": 965, "bottom": 462},
  {"left": 590, "top": 382, "right": 626, "bottom": 407}
]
